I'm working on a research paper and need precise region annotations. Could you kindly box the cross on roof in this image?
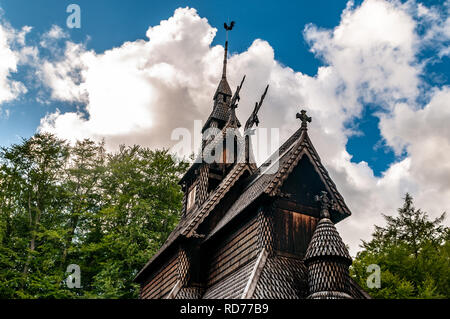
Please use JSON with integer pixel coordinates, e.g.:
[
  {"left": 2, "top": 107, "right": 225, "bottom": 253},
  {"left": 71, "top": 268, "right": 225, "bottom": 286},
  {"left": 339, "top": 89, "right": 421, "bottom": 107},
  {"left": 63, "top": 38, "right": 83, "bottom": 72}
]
[
  {"left": 296, "top": 109, "right": 312, "bottom": 130},
  {"left": 315, "top": 191, "right": 335, "bottom": 219}
]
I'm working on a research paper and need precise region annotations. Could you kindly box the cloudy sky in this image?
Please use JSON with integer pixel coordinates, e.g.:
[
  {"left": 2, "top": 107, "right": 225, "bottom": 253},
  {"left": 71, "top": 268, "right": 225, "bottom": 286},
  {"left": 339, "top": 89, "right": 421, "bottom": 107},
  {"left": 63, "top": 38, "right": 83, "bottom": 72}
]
[{"left": 0, "top": 0, "right": 449, "bottom": 255}]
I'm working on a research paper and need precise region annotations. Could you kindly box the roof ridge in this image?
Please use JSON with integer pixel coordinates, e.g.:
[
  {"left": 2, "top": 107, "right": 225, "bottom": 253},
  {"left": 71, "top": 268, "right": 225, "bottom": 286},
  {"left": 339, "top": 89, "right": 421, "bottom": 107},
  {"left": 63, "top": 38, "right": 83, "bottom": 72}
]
[
  {"left": 182, "top": 162, "right": 251, "bottom": 237},
  {"left": 135, "top": 162, "right": 252, "bottom": 280}
]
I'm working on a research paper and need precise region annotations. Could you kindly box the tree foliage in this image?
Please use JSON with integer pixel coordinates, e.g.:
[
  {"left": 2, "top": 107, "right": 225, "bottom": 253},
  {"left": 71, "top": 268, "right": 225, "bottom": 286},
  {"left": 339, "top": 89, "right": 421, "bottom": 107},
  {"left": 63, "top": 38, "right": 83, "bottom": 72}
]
[
  {"left": 351, "top": 193, "right": 449, "bottom": 299},
  {"left": 0, "top": 134, "right": 187, "bottom": 298}
]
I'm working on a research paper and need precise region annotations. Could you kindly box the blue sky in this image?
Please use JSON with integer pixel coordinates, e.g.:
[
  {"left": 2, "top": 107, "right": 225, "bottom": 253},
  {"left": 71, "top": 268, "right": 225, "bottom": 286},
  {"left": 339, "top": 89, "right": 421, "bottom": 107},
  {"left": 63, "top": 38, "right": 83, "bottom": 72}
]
[
  {"left": 0, "top": 0, "right": 447, "bottom": 174},
  {"left": 0, "top": 0, "right": 449, "bottom": 253}
]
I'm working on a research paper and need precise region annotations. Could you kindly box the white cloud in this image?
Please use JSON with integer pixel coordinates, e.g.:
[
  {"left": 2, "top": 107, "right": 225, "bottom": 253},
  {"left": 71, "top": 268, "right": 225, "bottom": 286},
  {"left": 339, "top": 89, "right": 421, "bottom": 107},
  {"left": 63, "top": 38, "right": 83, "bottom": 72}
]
[
  {"left": 37, "top": 2, "right": 450, "bottom": 255},
  {"left": 39, "top": 8, "right": 219, "bottom": 147},
  {"left": 39, "top": 24, "right": 68, "bottom": 49},
  {"left": 0, "top": 18, "right": 29, "bottom": 105},
  {"left": 305, "top": 0, "right": 420, "bottom": 108}
]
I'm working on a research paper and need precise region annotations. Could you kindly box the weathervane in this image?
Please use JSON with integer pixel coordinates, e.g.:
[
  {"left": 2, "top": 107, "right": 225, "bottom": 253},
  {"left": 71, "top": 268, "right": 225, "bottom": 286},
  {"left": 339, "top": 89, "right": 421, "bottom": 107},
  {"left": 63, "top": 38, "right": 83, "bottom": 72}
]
[
  {"left": 220, "top": 21, "right": 235, "bottom": 80},
  {"left": 224, "top": 21, "right": 235, "bottom": 42},
  {"left": 296, "top": 109, "right": 312, "bottom": 130}
]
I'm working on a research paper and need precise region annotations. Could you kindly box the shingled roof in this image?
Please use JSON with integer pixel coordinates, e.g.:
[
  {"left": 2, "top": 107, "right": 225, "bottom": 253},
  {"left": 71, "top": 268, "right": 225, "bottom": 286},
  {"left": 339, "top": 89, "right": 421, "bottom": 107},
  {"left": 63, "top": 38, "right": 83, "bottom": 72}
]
[
  {"left": 206, "top": 127, "right": 351, "bottom": 241},
  {"left": 135, "top": 22, "right": 371, "bottom": 299},
  {"left": 200, "top": 253, "right": 365, "bottom": 299},
  {"left": 202, "top": 40, "right": 233, "bottom": 133},
  {"left": 136, "top": 123, "right": 352, "bottom": 282},
  {"left": 305, "top": 217, "right": 352, "bottom": 263},
  {"left": 135, "top": 161, "right": 254, "bottom": 281}
]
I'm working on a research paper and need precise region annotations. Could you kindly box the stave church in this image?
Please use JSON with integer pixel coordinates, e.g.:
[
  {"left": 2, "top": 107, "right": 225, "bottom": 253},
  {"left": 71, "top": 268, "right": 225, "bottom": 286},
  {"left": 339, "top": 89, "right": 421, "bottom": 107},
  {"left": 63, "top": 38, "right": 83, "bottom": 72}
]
[{"left": 134, "top": 22, "right": 370, "bottom": 299}]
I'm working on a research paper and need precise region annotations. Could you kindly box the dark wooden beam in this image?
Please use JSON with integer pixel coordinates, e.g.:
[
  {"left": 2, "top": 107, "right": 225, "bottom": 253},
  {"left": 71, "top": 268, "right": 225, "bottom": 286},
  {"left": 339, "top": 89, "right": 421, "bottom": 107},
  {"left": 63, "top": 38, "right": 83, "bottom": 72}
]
[
  {"left": 274, "top": 198, "right": 319, "bottom": 218},
  {"left": 208, "top": 172, "right": 224, "bottom": 180}
]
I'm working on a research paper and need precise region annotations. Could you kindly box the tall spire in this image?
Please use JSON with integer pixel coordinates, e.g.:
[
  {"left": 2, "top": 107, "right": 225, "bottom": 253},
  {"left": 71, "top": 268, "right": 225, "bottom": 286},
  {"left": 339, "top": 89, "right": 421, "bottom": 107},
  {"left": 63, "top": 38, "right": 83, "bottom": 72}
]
[
  {"left": 203, "top": 21, "right": 235, "bottom": 133},
  {"left": 222, "top": 41, "right": 228, "bottom": 79},
  {"left": 222, "top": 21, "right": 235, "bottom": 80},
  {"left": 213, "top": 21, "right": 235, "bottom": 101}
]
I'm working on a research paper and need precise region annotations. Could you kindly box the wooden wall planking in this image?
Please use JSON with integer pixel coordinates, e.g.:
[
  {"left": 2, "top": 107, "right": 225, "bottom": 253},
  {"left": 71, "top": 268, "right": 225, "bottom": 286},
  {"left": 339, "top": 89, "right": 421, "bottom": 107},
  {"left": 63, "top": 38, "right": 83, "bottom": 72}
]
[
  {"left": 207, "top": 212, "right": 260, "bottom": 286},
  {"left": 273, "top": 208, "right": 318, "bottom": 257},
  {"left": 140, "top": 253, "right": 178, "bottom": 299}
]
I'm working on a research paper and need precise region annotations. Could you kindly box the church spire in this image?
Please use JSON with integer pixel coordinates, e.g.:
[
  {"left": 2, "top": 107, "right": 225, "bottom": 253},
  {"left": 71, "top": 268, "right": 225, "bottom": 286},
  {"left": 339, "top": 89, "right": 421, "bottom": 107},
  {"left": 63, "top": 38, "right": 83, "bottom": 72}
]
[
  {"left": 203, "top": 21, "right": 236, "bottom": 134},
  {"left": 222, "top": 21, "right": 235, "bottom": 80},
  {"left": 222, "top": 40, "right": 228, "bottom": 80},
  {"left": 213, "top": 22, "right": 235, "bottom": 101}
]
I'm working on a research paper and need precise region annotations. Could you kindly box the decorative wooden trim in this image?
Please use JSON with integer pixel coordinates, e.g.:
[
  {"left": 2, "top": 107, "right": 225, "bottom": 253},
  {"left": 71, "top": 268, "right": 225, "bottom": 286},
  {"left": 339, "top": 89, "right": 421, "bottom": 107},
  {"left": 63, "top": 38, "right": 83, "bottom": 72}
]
[
  {"left": 265, "top": 132, "right": 351, "bottom": 220},
  {"left": 184, "top": 163, "right": 251, "bottom": 237},
  {"left": 165, "top": 280, "right": 182, "bottom": 299},
  {"left": 241, "top": 248, "right": 268, "bottom": 299}
]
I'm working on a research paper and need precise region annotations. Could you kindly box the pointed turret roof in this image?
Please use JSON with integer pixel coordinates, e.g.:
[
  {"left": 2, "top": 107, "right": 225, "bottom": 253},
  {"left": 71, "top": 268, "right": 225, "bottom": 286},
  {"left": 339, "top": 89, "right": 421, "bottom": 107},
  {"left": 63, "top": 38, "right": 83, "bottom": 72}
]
[
  {"left": 305, "top": 191, "right": 352, "bottom": 262},
  {"left": 305, "top": 218, "right": 352, "bottom": 262},
  {"left": 202, "top": 40, "right": 234, "bottom": 133},
  {"left": 303, "top": 192, "right": 353, "bottom": 299},
  {"left": 213, "top": 41, "right": 232, "bottom": 100}
]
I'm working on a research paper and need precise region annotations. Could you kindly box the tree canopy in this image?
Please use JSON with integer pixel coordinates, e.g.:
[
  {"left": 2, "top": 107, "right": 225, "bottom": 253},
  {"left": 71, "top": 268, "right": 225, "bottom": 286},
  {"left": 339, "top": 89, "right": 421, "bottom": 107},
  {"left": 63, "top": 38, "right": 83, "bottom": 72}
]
[
  {"left": 351, "top": 193, "right": 449, "bottom": 298},
  {"left": 1, "top": 134, "right": 448, "bottom": 299},
  {"left": 0, "top": 134, "right": 187, "bottom": 298}
]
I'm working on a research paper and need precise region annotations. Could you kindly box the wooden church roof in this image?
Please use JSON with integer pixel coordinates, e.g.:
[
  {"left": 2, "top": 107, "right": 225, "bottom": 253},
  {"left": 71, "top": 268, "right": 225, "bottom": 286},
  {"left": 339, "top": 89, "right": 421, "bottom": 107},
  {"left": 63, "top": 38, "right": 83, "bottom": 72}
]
[
  {"left": 134, "top": 24, "right": 369, "bottom": 300},
  {"left": 135, "top": 120, "right": 352, "bottom": 282},
  {"left": 207, "top": 126, "right": 352, "bottom": 241}
]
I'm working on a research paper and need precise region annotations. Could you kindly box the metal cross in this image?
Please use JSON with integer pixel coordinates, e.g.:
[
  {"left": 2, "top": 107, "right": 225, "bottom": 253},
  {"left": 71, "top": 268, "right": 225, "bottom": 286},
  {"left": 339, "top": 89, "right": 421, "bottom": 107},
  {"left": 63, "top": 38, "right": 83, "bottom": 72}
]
[{"left": 296, "top": 109, "right": 312, "bottom": 130}]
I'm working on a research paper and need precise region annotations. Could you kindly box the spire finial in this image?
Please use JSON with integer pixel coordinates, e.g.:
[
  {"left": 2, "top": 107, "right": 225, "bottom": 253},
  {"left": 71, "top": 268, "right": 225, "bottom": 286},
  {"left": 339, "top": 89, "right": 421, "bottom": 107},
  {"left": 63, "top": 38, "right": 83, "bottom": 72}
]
[
  {"left": 296, "top": 109, "right": 312, "bottom": 130},
  {"left": 315, "top": 191, "right": 337, "bottom": 219},
  {"left": 222, "top": 41, "right": 228, "bottom": 79},
  {"left": 244, "top": 84, "right": 269, "bottom": 131},
  {"left": 222, "top": 21, "right": 235, "bottom": 79}
]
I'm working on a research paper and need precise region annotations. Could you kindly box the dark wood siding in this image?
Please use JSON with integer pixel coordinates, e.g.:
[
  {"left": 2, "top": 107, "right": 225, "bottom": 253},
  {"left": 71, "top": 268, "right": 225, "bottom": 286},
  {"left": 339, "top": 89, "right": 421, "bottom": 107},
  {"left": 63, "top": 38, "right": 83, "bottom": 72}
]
[
  {"left": 207, "top": 213, "right": 260, "bottom": 286},
  {"left": 140, "top": 253, "right": 178, "bottom": 299},
  {"left": 273, "top": 208, "right": 317, "bottom": 257}
]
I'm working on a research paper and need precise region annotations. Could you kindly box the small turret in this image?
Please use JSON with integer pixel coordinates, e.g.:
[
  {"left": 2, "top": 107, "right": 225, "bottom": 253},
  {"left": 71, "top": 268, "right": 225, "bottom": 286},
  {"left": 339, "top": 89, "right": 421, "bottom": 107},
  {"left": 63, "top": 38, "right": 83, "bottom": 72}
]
[{"left": 304, "top": 191, "right": 353, "bottom": 299}]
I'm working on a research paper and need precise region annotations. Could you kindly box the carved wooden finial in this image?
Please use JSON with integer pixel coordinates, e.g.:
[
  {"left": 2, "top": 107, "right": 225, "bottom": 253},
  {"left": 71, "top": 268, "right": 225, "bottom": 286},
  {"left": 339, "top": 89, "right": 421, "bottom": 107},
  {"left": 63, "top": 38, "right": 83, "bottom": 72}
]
[
  {"left": 296, "top": 109, "right": 312, "bottom": 130},
  {"left": 244, "top": 84, "right": 269, "bottom": 132},
  {"left": 315, "top": 191, "right": 335, "bottom": 219}
]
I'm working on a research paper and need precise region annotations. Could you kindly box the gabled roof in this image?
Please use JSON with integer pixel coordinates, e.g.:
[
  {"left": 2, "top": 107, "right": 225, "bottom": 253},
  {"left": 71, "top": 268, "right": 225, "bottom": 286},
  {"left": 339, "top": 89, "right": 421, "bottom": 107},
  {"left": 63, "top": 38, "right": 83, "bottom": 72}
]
[
  {"left": 135, "top": 161, "right": 253, "bottom": 281},
  {"left": 136, "top": 125, "right": 353, "bottom": 282},
  {"left": 206, "top": 128, "right": 352, "bottom": 241}
]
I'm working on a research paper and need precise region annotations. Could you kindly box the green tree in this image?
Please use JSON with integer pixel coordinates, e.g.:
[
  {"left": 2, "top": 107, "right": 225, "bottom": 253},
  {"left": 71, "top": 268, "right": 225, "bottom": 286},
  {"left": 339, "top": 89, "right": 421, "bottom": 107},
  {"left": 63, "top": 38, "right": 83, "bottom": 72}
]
[
  {"left": 0, "top": 134, "right": 187, "bottom": 298},
  {"left": 0, "top": 133, "right": 73, "bottom": 298},
  {"left": 84, "top": 146, "right": 187, "bottom": 298},
  {"left": 351, "top": 193, "right": 449, "bottom": 298}
]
